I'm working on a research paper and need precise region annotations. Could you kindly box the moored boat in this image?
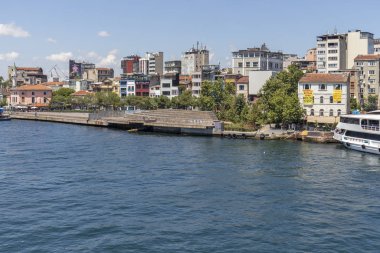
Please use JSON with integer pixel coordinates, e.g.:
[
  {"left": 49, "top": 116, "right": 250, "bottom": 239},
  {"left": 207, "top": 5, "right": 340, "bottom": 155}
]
[
  {"left": 0, "top": 107, "right": 11, "bottom": 121},
  {"left": 334, "top": 111, "right": 380, "bottom": 154}
]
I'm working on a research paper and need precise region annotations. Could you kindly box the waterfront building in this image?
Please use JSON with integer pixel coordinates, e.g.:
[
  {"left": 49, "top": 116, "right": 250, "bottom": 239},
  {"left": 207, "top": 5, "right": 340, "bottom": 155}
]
[
  {"left": 231, "top": 43, "right": 283, "bottom": 75},
  {"left": 160, "top": 72, "right": 179, "bottom": 98},
  {"left": 181, "top": 43, "right": 209, "bottom": 75},
  {"left": 236, "top": 76, "right": 249, "bottom": 100},
  {"left": 120, "top": 74, "right": 151, "bottom": 97},
  {"left": 165, "top": 61, "right": 181, "bottom": 74},
  {"left": 248, "top": 71, "right": 278, "bottom": 101},
  {"left": 354, "top": 54, "right": 380, "bottom": 108},
  {"left": 121, "top": 55, "right": 140, "bottom": 74},
  {"left": 346, "top": 30, "right": 374, "bottom": 69},
  {"left": 8, "top": 84, "right": 52, "bottom": 108},
  {"left": 298, "top": 73, "right": 350, "bottom": 124},
  {"left": 8, "top": 66, "right": 48, "bottom": 86},
  {"left": 40, "top": 81, "right": 64, "bottom": 92},
  {"left": 283, "top": 54, "right": 300, "bottom": 70}
]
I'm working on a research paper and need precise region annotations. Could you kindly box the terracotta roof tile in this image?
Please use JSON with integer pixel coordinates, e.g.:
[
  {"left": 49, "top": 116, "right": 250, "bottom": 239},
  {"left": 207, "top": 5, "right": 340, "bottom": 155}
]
[
  {"left": 12, "top": 84, "right": 53, "bottom": 91},
  {"left": 72, "top": 90, "right": 93, "bottom": 96},
  {"left": 299, "top": 73, "right": 348, "bottom": 83},
  {"left": 354, "top": 54, "right": 380, "bottom": 61},
  {"left": 237, "top": 76, "right": 249, "bottom": 84}
]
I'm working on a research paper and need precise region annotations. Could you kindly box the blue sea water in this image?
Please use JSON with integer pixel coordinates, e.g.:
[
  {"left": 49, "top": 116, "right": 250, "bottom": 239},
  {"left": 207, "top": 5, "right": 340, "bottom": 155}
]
[{"left": 0, "top": 120, "right": 379, "bottom": 252}]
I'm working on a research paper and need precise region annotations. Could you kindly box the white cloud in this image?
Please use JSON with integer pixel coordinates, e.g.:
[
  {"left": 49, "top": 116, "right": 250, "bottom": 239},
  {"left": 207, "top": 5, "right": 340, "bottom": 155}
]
[
  {"left": 46, "top": 52, "right": 73, "bottom": 62},
  {"left": 0, "top": 51, "right": 19, "bottom": 61},
  {"left": 0, "top": 23, "right": 30, "bottom": 38},
  {"left": 98, "top": 31, "right": 110, "bottom": 37},
  {"left": 47, "top": 37, "right": 57, "bottom": 43},
  {"left": 87, "top": 51, "right": 100, "bottom": 59},
  {"left": 98, "top": 49, "right": 118, "bottom": 67}
]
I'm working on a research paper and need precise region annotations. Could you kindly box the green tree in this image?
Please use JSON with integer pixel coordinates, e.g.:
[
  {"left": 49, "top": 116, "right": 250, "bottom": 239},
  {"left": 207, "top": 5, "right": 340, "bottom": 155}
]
[
  {"left": 171, "top": 90, "right": 195, "bottom": 109},
  {"left": 350, "top": 97, "right": 360, "bottom": 111},
  {"left": 363, "top": 95, "right": 378, "bottom": 112},
  {"left": 257, "top": 64, "right": 304, "bottom": 126},
  {"left": 53, "top": 88, "right": 75, "bottom": 97},
  {"left": 95, "top": 91, "right": 121, "bottom": 109}
]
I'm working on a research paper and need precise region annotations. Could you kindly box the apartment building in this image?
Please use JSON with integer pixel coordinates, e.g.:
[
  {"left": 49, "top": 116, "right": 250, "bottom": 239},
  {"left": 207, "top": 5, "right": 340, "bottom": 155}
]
[
  {"left": 298, "top": 73, "right": 350, "bottom": 123},
  {"left": 139, "top": 52, "right": 164, "bottom": 76},
  {"left": 316, "top": 33, "right": 347, "bottom": 73},
  {"left": 164, "top": 61, "right": 181, "bottom": 74},
  {"left": 160, "top": 73, "right": 179, "bottom": 98},
  {"left": 121, "top": 55, "right": 140, "bottom": 74},
  {"left": 8, "top": 66, "right": 48, "bottom": 86},
  {"left": 181, "top": 44, "right": 209, "bottom": 75},
  {"left": 316, "top": 30, "right": 374, "bottom": 73},
  {"left": 231, "top": 43, "right": 283, "bottom": 75},
  {"left": 374, "top": 39, "right": 380, "bottom": 53},
  {"left": 190, "top": 65, "right": 220, "bottom": 97},
  {"left": 354, "top": 54, "right": 380, "bottom": 107}
]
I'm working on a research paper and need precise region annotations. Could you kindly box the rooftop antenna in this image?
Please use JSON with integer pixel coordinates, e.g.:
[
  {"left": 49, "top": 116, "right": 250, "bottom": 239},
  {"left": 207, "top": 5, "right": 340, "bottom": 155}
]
[
  {"left": 197, "top": 41, "right": 199, "bottom": 50},
  {"left": 334, "top": 26, "right": 337, "bottom": 34}
]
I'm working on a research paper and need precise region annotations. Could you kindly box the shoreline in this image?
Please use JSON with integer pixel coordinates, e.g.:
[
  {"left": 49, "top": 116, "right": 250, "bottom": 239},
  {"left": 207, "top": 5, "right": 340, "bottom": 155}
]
[{"left": 9, "top": 111, "right": 338, "bottom": 143}]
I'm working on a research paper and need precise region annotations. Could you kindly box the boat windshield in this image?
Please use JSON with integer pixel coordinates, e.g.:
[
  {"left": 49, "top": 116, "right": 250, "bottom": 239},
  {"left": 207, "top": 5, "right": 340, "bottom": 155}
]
[{"left": 340, "top": 117, "right": 360, "bottom": 124}]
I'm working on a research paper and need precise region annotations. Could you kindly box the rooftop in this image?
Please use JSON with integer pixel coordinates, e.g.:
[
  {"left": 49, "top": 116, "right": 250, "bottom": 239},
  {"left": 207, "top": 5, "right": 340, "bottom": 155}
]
[
  {"left": 237, "top": 76, "right": 249, "bottom": 84},
  {"left": 299, "top": 73, "right": 348, "bottom": 83},
  {"left": 354, "top": 54, "right": 380, "bottom": 61},
  {"left": 40, "top": 81, "right": 64, "bottom": 86},
  {"left": 12, "top": 84, "right": 53, "bottom": 91}
]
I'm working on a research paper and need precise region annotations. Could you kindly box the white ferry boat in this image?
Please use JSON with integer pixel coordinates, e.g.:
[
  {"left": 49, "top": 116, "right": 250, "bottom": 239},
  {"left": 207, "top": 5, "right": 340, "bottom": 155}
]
[{"left": 334, "top": 111, "right": 380, "bottom": 154}]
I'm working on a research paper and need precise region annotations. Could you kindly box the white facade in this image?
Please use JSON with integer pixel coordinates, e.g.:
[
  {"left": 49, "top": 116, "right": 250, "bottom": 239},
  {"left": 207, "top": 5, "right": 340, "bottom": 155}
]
[
  {"left": 248, "top": 71, "right": 277, "bottom": 96},
  {"left": 298, "top": 74, "right": 350, "bottom": 123},
  {"left": 139, "top": 52, "right": 163, "bottom": 76},
  {"left": 127, "top": 80, "right": 136, "bottom": 96},
  {"left": 191, "top": 72, "right": 202, "bottom": 97},
  {"left": 346, "top": 30, "right": 374, "bottom": 69},
  {"left": 149, "top": 85, "right": 161, "bottom": 97},
  {"left": 160, "top": 78, "right": 178, "bottom": 99},
  {"left": 316, "top": 34, "right": 347, "bottom": 73}
]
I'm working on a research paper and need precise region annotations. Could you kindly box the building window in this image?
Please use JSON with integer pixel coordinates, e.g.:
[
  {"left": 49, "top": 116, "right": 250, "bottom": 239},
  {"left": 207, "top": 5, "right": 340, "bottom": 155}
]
[
  {"left": 32, "top": 92, "right": 35, "bottom": 95},
  {"left": 303, "top": 84, "right": 310, "bottom": 90},
  {"left": 328, "top": 57, "right": 338, "bottom": 61},
  {"left": 239, "top": 85, "right": 245, "bottom": 91},
  {"left": 246, "top": 62, "right": 250, "bottom": 67},
  {"left": 320, "top": 96, "right": 324, "bottom": 104},
  {"left": 368, "top": 88, "right": 376, "bottom": 93},
  {"left": 337, "top": 109, "right": 342, "bottom": 116},
  {"left": 369, "top": 61, "right": 376, "bottom": 66},
  {"left": 319, "top": 84, "right": 326, "bottom": 90},
  {"left": 162, "top": 91, "right": 170, "bottom": 96},
  {"left": 44, "top": 97, "right": 47, "bottom": 103},
  {"left": 319, "top": 109, "right": 324, "bottom": 116},
  {"left": 330, "top": 96, "right": 333, "bottom": 103},
  {"left": 369, "top": 70, "right": 375, "bottom": 75},
  {"left": 328, "top": 50, "right": 338, "bottom": 54},
  {"left": 22, "top": 97, "right": 25, "bottom": 103},
  {"left": 329, "top": 109, "right": 334, "bottom": 116},
  {"left": 356, "top": 61, "right": 364, "bottom": 66},
  {"left": 310, "top": 109, "right": 314, "bottom": 116},
  {"left": 32, "top": 97, "right": 35, "bottom": 103},
  {"left": 238, "top": 63, "right": 243, "bottom": 68},
  {"left": 334, "top": 84, "right": 342, "bottom": 90}
]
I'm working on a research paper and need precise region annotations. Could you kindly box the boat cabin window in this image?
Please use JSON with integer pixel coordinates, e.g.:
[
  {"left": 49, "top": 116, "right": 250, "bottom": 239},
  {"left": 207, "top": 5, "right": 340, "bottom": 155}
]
[
  {"left": 361, "top": 119, "right": 368, "bottom": 126},
  {"left": 340, "top": 117, "right": 360, "bottom": 124},
  {"left": 346, "top": 130, "right": 380, "bottom": 141},
  {"left": 369, "top": 120, "right": 379, "bottom": 127}
]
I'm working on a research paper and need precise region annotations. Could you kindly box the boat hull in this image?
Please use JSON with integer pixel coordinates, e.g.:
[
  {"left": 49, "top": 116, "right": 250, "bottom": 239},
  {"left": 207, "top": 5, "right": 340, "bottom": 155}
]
[{"left": 342, "top": 141, "right": 380, "bottom": 155}]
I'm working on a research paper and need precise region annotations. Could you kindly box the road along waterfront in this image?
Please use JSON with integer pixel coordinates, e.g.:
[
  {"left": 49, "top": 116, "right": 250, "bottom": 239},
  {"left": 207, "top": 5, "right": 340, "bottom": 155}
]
[{"left": 0, "top": 120, "right": 379, "bottom": 252}]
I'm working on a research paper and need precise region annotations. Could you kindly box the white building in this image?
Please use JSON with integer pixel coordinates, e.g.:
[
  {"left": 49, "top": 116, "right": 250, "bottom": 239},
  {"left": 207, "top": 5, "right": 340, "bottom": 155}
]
[
  {"left": 298, "top": 73, "right": 350, "bottom": 123},
  {"left": 316, "top": 30, "right": 374, "bottom": 73},
  {"left": 248, "top": 71, "right": 278, "bottom": 101},
  {"left": 160, "top": 73, "right": 179, "bottom": 99},
  {"left": 232, "top": 44, "right": 283, "bottom": 75},
  {"left": 139, "top": 52, "right": 164, "bottom": 76},
  {"left": 316, "top": 33, "right": 347, "bottom": 73},
  {"left": 191, "top": 72, "right": 202, "bottom": 97},
  {"left": 181, "top": 45, "right": 209, "bottom": 75}
]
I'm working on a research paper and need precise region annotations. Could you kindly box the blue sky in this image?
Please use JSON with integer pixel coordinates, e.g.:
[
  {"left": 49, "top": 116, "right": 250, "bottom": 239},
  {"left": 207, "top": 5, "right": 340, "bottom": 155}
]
[{"left": 1, "top": 0, "right": 380, "bottom": 79}]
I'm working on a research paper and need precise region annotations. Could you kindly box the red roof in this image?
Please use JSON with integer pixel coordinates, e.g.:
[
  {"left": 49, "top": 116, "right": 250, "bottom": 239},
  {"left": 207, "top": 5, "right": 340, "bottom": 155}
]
[
  {"left": 354, "top": 54, "right": 380, "bottom": 61},
  {"left": 12, "top": 84, "right": 53, "bottom": 91},
  {"left": 236, "top": 76, "right": 249, "bottom": 84},
  {"left": 72, "top": 90, "right": 93, "bottom": 96},
  {"left": 299, "top": 73, "right": 348, "bottom": 83}
]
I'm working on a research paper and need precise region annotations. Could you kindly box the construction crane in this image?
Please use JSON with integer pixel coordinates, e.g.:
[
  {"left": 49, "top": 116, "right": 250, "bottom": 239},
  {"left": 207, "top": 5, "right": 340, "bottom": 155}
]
[{"left": 48, "top": 64, "right": 68, "bottom": 81}]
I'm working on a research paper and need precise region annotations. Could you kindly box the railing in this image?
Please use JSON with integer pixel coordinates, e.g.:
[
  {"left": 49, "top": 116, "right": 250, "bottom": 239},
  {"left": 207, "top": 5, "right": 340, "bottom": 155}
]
[{"left": 361, "top": 125, "right": 380, "bottom": 131}]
